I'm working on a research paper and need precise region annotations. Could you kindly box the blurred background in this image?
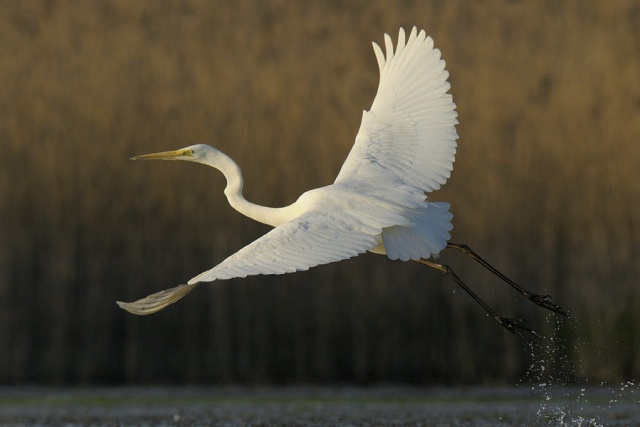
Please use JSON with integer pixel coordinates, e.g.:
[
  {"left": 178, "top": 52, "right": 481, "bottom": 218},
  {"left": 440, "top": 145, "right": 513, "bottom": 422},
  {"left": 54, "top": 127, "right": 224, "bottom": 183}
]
[{"left": 1, "top": 0, "right": 638, "bottom": 385}]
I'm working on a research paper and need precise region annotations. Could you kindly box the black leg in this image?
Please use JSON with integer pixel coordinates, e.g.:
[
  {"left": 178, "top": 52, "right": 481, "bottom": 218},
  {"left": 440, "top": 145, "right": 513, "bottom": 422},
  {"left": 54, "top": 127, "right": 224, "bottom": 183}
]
[
  {"left": 446, "top": 243, "right": 568, "bottom": 317},
  {"left": 416, "top": 259, "right": 540, "bottom": 343}
]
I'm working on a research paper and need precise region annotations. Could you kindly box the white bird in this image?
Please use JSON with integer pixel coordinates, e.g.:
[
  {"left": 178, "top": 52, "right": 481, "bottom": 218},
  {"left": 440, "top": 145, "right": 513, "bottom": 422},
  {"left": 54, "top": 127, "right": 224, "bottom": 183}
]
[{"left": 118, "top": 27, "right": 566, "bottom": 339}]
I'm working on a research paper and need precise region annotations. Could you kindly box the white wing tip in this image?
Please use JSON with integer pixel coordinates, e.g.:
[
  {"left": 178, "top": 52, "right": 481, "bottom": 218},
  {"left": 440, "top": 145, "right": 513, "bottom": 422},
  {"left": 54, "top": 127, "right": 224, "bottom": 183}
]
[
  {"left": 117, "top": 282, "right": 200, "bottom": 315},
  {"left": 372, "top": 41, "right": 385, "bottom": 71},
  {"left": 373, "top": 27, "right": 435, "bottom": 71}
]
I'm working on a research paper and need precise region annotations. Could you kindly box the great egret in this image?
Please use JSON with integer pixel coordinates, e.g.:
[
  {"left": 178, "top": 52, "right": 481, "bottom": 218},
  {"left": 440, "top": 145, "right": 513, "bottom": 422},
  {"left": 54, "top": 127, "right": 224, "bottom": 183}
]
[{"left": 118, "top": 27, "right": 566, "bottom": 340}]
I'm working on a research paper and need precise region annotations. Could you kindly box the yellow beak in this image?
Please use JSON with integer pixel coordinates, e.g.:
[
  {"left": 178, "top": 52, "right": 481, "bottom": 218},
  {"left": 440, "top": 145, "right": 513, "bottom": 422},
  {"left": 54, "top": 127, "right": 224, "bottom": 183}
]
[{"left": 130, "top": 149, "right": 185, "bottom": 161}]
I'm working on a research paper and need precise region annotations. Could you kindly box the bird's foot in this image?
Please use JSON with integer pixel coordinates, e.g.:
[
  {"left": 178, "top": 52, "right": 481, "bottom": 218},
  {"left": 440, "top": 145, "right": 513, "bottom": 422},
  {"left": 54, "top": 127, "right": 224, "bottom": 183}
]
[
  {"left": 496, "top": 316, "right": 541, "bottom": 345},
  {"left": 525, "top": 293, "right": 569, "bottom": 317}
]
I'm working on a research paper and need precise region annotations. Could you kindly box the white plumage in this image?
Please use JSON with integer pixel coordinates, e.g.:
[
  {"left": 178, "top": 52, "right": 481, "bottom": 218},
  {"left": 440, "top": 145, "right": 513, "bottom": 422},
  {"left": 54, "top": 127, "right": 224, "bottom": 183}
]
[
  {"left": 336, "top": 27, "right": 458, "bottom": 191},
  {"left": 118, "top": 27, "right": 458, "bottom": 315}
]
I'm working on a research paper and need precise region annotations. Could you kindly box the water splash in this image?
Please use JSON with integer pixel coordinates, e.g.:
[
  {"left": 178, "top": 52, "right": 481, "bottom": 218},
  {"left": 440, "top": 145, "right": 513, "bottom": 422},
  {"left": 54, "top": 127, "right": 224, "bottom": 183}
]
[{"left": 520, "top": 313, "right": 639, "bottom": 426}]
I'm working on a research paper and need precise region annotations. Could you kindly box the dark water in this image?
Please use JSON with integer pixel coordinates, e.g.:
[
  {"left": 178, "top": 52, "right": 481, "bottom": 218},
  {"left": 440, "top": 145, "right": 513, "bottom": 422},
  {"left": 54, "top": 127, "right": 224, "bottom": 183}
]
[{"left": 0, "top": 384, "right": 638, "bottom": 426}]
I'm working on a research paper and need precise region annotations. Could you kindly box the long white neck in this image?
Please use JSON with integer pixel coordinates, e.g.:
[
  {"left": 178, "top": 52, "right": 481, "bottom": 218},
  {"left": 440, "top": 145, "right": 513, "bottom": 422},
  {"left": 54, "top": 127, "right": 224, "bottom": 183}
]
[{"left": 209, "top": 151, "right": 296, "bottom": 227}]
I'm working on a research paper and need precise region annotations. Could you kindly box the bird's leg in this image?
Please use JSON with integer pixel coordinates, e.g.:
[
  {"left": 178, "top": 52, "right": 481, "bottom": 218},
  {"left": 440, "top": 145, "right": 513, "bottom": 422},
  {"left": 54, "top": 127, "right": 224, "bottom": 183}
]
[
  {"left": 416, "top": 259, "right": 540, "bottom": 343},
  {"left": 446, "top": 243, "right": 568, "bottom": 317}
]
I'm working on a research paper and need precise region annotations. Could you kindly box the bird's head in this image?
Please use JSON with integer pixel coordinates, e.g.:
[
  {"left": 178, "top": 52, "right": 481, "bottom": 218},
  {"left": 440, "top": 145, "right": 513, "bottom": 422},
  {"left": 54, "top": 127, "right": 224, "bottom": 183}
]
[{"left": 131, "top": 144, "right": 221, "bottom": 164}]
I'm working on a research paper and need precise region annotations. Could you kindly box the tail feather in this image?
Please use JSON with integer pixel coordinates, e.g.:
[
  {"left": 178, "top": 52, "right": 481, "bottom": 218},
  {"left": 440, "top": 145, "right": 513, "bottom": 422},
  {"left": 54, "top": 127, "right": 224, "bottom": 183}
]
[
  {"left": 116, "top": 282, "right": 200, "bottom": 315},
  {"left": 381, "top": 202, "right": 453, "bottom": 261}
]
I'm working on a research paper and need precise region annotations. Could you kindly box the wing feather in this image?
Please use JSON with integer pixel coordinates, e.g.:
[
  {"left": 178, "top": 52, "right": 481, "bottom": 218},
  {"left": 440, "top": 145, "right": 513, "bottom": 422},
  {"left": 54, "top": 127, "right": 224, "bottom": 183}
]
[
  {"left": 372, "top": 42, "right": 385, "bottom": 71},
  {"left": 335, "top": 27, "right": 458, "bottom": 194},
  {"left": 188, "top": 212, "right": 379, "bottom": 283},
  {"left": 116, "top": 211, "right": 379, "bottom": 315}
]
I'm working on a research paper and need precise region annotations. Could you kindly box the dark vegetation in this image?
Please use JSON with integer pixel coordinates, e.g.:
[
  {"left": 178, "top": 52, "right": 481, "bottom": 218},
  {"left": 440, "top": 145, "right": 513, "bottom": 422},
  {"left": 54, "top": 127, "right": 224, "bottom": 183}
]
[{"left": 1, "top": 0, "right": 639, "bottom": 384}]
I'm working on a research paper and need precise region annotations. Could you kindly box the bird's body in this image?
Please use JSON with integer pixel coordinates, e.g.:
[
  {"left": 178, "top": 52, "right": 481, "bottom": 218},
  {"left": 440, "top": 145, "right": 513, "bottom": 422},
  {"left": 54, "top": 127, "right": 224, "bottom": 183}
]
[{"left": 119, "top": 27, "right": 565, "bottom": 337}]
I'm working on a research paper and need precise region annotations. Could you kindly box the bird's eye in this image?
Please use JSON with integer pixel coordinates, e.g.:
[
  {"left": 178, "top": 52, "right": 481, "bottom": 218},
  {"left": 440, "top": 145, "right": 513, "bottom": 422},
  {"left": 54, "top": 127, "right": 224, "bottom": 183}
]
[{"left": 185, "top": 149, "right": 194, "bottom": 155}]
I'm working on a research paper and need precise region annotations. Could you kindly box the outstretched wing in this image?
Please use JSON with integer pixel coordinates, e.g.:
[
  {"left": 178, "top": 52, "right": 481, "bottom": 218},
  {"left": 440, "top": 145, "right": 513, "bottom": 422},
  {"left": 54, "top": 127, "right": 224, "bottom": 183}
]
[
  {"left": 117, "top": 211, "right": 379, "bottom": 315},
  {"left": 335, "top": 27, "right": 458, "bottom": 193},
  {"left": 189, "top": 211, "right": 379, "bottom": 283}
]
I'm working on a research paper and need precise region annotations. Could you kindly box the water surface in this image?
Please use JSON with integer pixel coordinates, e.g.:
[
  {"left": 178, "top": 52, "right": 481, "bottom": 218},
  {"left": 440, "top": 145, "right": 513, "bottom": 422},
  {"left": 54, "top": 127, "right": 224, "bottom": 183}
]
[{"left": 0, "top": 385, "right": 638, "bottom": 426}]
